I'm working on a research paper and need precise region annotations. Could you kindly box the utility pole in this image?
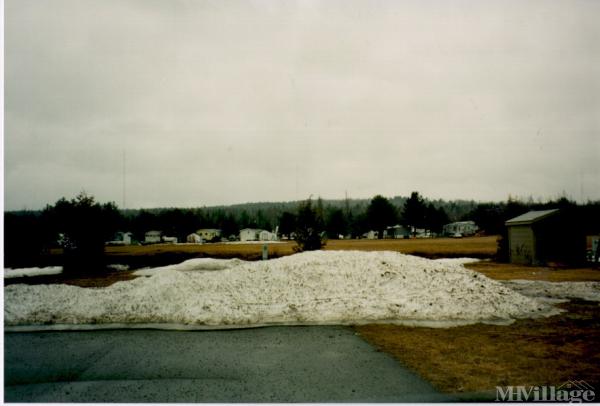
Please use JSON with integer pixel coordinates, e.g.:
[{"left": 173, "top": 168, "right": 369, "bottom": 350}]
[{"left": 122, "top": 150, "right": 126, "bottom": 210}]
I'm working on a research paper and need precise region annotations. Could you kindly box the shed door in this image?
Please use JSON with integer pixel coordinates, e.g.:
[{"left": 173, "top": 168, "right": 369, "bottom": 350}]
[{"left": 509, "top": 226, "right": 535, "bottom": 264}]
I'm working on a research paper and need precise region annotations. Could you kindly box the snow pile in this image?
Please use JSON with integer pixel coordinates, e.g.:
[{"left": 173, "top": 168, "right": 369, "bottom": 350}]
[
  {"left": 4, "top": 266, "right": 63, "bottom": 279},
  {"left": 501, "top": 280, "right": 600, "bottom": 303},
  {"left": 5, "top": 251, "right": 559, "bottom": 328}
]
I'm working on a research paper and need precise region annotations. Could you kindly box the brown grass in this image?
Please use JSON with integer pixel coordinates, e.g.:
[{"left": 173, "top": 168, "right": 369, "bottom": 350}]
[
  {"left": 101, "top": 235, "right": 498, "bottom": 260},
  {"left": 356, "top": 300, "right": 600, "bottom": 395},
  {"left": 105, "top": 242, "right": 297, "bottom": 260},
  {"left": 3, "top": 269, "right": 137, "bottom": 288},
  {"left": 465, "top": 261, "right": 600, "bottom": 282},
  {"left": 326, "top": 236, "right": 498, "bottom": 258}
]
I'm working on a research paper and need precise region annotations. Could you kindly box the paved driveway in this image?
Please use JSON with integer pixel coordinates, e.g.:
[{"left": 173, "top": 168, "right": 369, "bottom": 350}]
[{"left": 5, "top": 326, "right": 451, "bottom": 402}]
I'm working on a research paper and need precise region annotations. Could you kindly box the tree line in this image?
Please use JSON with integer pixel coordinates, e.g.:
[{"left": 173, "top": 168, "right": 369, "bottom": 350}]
[{"left": 5, "top": 191, "right": 600, "bottom": 269}]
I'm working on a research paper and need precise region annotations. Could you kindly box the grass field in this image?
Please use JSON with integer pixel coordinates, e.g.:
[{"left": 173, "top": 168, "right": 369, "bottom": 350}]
[
  {"left": 466, "top": 261, "right": 600, "bottom": 282},
  {"left": 100, "top": 235, "right": 498, "bottom": 262},
  {"left": 356, "top": 299, "right": 600, "bottom": 397}
]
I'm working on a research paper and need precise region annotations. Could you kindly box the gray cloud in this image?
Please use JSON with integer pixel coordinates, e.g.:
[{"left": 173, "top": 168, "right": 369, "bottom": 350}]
[{"left": 5, "top": 0, "right": 600, "bottom": 210}]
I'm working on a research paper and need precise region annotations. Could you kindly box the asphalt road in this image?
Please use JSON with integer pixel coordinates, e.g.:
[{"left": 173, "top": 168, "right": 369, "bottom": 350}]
[{"left": 5, "top": 326, "right": 452, "bottom": 402}]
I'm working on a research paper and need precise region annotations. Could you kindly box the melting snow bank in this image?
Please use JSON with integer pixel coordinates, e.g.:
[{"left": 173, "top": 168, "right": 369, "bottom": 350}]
[
  {"left": 5, "top": 251, "right": 561, "bottom": 329},
  {"left": 501, "top": 280, "right": 600, "bottom": 303},
  {"left": 4, "top": 266, "right": 63, "bottom": 279},
  {"left": 133, "top": 258, "right": 247, "bottom": 276}
]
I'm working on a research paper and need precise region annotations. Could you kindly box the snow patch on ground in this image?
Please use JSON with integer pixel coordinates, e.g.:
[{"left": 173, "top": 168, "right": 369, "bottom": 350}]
[
  {"left": 4, "top": 267, "right": 63, "bottom": 279},
  {"left": 107, "top": 264, "right": 130, "bottom": 272},
  {"left": 433, "top": 258, "right": 482, "bottom": 266},
  {"left": 5, "top": 251, "right": 562, "bottom": 328},
  {"left": 501, "top": 280, "right": 600, "bottom": 303}
]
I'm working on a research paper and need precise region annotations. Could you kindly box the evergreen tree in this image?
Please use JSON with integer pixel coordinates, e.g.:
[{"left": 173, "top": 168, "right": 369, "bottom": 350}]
[
  {"left": 366, "top": 195, "right": 397, "bottom": 239},
  {"left": 402, "top": 191, "right": 427, "bottom": 232},
  {"left": 425, "top": 203, "right": 449, "bottom": 233},
  {"left": 325, "top": 208, "right": 347, "bottom": 238},
  {"left": 278, "top": 211, "right": 296, "bottom": 239}
]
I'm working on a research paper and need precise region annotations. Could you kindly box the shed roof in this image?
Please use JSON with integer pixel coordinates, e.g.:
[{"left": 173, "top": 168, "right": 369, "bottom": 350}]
[{"left": 505, "top": 209, "right": 559, "bottom": 226}]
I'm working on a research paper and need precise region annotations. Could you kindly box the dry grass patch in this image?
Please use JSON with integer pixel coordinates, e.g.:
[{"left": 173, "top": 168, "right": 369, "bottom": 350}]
[
  {"left": 466, "top": 261, "right": 600, "bottom": 282},
  {"left": 101, "top": 235, "right": 498, "bottom": 261},
  {"left": 325, "top": 236, "right": 498, "bottom": 258},
  {"left": 106, "top": 242, "right": 297, "bottom": 260},
  {"left": 3, "top": 269, "right": 137, "bottom": 288},
  {"left": 356, "top": 300, "right": 600, "bottom": 395}
]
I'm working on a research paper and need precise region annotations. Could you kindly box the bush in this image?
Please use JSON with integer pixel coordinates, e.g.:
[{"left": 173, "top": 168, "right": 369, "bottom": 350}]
[
  {"left": 294, "top": 198, "right": 326, "bottom": 251},
  {"left": 43, "top": 192, "right": 123, "bottom": 274}
]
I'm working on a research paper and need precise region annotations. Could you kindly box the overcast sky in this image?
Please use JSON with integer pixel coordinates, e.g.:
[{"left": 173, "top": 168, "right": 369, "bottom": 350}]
[{"left": 4, "top": 0, "right": 600, "bottom": 210}]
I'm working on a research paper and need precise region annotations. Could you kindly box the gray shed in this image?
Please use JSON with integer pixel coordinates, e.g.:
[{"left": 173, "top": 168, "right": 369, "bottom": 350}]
[{"left": 505, "top": 209, "right": 559, "bottom": 265}]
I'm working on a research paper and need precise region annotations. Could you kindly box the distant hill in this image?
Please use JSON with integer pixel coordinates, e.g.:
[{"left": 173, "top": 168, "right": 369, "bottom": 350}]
[{"left": 6, "top": 195, "right": 482, "bottom": 224}]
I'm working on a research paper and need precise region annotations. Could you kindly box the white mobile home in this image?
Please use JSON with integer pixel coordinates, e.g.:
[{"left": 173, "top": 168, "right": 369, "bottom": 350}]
[
  {"left": 259, "top": 230, "right": 277, "bottom": 241},
  {"left": 384, "top": 225, "right": 410, "bottom": 239},
  {"left": 443, "top": 221, "right": 478, "bottom": 237},
  {"left": 106, "top": 231, "right": 133, "bottom": 246},
  {"left": 363, "top": 230, "right": 378, "bottom": 240},
  {"left": 144, "top": 230, "right": 162, "bottom": 244},
  {"left": 186, "top": 233, "right": 203, "bottom": 243},
  {"left": 240, "top": 228, "right": 261, "bottom": 242},
  {"left": 196, "top": 228, "right": 221, "bottom": 241}
]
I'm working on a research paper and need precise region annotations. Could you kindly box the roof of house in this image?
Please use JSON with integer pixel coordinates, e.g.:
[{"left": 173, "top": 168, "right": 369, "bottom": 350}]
[
  {"left": 145, "top": 230, "right": 162, "bottom": 236},
  {"left": 196, "top": 228, "right": 221, "bottom": 232},
  {"left": 505, "top": 209, "right": 559, "bottom": 226}
]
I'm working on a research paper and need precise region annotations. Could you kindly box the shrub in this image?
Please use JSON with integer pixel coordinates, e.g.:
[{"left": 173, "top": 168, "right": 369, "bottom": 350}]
[{"left": 294, "top": 198, "right": 326, "bottom": 251}]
